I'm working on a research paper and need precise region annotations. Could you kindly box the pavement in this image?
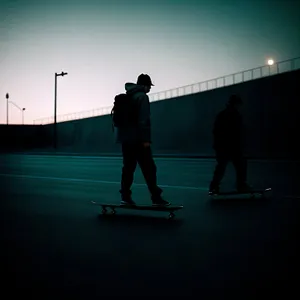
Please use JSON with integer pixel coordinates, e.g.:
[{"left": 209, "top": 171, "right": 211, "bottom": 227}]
[{"left": 0, "top": 154, "right": 299, "bottom": 298}]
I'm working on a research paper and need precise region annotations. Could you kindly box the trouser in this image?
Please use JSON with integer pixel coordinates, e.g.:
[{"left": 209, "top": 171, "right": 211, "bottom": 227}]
[
  {"left": 210, "top": 149, "right": 247, "bottom": 188},
  {"left": 120, "top": 142, "right": 162, "bottom": 198}
]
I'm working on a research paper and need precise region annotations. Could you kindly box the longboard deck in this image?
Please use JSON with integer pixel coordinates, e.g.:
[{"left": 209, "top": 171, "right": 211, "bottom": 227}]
[
  {"left": 91, "top": 201, "right": 183, "bottom": 211},
  {"left": 209, "top": 188, "right": 272, "bottom": 198},
  {"left": 91, "top": 201, "right": 183, "bottom": 219}
]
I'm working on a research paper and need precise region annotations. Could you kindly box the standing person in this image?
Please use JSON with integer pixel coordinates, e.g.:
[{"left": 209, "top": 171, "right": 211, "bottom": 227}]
[
  {"left": 209, "top": 94, "right": 252, "bottom": 195},
  {"left": 112, "top": 73, "right": 170, "bottom": 206}
]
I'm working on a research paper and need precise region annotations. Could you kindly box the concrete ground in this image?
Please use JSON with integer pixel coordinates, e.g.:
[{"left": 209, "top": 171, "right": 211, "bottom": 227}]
[{"left": 0, "top": 154, "right": 299, "bottom": 297}]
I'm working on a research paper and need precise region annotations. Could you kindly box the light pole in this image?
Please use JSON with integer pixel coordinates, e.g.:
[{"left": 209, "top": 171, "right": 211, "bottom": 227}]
[
  {"left": 8, "top": 101, "right": 26, "bottom": 124},
  {"left": 22, "top": 108, "right": 25, "bottom": 124},
  {"left": 267, "top": 58, "right": 274, "bottom": 75},
  {"left": 6, "top": 93, "right": 9, "bottom": 125},
  {"left": 54, "top": 71, "right": 68, "bottom": 149}
]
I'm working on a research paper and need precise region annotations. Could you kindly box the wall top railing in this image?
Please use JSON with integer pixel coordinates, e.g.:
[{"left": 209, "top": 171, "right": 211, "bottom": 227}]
[{"left": 34, "top": 56, "right": 300, "bottom": 125}]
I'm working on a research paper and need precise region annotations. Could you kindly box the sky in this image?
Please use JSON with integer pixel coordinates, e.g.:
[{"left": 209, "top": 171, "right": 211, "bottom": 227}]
[{"left": 1, "top": 0, "right": 299, "bottom": 125}]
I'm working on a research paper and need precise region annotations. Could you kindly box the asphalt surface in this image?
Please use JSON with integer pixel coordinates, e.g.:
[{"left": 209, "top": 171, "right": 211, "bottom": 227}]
[{"left": 0, "top": 154, "right": 299, "bottom": 297}]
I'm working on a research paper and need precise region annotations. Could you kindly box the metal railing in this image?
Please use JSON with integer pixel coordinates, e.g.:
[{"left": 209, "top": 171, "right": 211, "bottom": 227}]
[
  {"left": 34, "top": 56, "right": 300, "bottom": 125},
  {"left": 33, "top": 106, "right": 113, "bottom": 125}
]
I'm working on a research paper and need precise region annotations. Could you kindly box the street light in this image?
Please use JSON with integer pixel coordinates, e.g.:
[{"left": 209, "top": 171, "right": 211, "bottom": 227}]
[
  {"left": 5, "top": 93, "right": 9, "bottom": 125},
  {"left": 54, "top": 71, "right": 68, "bottom": 149},
  {"left": 8, "top": 101, "right": 26, "bottom": 124},
  {"left": 267, "top": 58, "right": 276, "bottom": 75},
  {"left": 22, "top": 108, "right": 26, "bottom": 124}
]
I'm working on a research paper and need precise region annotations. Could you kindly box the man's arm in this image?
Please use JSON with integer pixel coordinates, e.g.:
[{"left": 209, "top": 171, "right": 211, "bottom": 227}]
[{"left": 137, "top": 94, "right": 151, "bottom": 144}]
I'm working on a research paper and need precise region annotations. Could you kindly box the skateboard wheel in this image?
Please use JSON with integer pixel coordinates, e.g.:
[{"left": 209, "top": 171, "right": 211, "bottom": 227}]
[
  {"left": 102, "top": 209, "right": 107, "bottom": 214},
  {"left": 111, "top": 209, "right": 116, "bottom": 215},
  {"left": 168, "top": 212, "right": 175, "bottom": 220}
]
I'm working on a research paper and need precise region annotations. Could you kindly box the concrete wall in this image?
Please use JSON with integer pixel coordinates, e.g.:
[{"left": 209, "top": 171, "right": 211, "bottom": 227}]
[
  {"left": 0, "top": 125, "right": 50, "bottom": 152},
  {"left": 44, "top": 115, "right": 120, "bottom": 153},
  {"left": 1, "top": 69, "right": 299, "bottom": 159},
  {"left": 48, "top": 69, "right": 299, "bottom": 159},
  {"left": 149, "top": 69, "right": 300, "bottom": 159}
]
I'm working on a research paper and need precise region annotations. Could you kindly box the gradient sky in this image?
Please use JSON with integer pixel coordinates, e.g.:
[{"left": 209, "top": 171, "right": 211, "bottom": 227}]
[{"left": 1, "top": 0, "right": 299, "bottom": 124}]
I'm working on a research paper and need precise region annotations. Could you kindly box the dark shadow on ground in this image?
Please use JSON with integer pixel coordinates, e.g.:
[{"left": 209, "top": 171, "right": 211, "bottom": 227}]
[
  {"left": 96, "top": 213, "right": 184, "bottom": 228},
  {"left": 208, "top": 196, "right": 271, "bottom": 206}
]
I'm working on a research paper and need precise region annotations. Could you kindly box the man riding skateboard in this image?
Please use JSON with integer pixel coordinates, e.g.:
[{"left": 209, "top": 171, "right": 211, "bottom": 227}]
[
  {"left": 209, "top": 94, "right": 252, "bottom": 195},
  {"left": 113, "top": 74, "right": 170, "bottom": 206}
]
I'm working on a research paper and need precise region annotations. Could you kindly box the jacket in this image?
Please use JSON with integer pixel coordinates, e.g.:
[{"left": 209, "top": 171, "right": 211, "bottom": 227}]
[
  {"left": 115, "top": 83, "right": 151, "bottom": 144},
  {"left": 213, "top": 106, "right": 244, "bottom": 152}
]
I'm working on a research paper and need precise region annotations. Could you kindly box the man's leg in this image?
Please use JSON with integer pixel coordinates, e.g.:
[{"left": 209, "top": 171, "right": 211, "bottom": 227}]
[
  {"left": 120, "top": 142, "right": 138, "bottom": 204},
  {"left": 137, "top": 145, "right": 169, "bottom": 205},
  {"left": 231, "top": 152, "right": 249, "bottom": 191},
  {"left": 209, "top": 151, "right": 229, "bottom": 193}
]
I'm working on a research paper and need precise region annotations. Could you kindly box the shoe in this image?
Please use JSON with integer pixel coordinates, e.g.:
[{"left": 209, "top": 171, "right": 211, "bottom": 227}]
[
  {"left": 209, "top": 186, "right": 220, "bottom": 195},
  {"left": 152, "top": 196, "right": 171, "bottom": 206},
  {"left": 120, "top": 197, "right": 136, "bottom": 206}
]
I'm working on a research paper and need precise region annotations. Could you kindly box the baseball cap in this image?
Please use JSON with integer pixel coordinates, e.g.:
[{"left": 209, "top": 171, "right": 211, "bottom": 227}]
[{"left": 137, "top": 74, "right": 154, "bottom": 86}]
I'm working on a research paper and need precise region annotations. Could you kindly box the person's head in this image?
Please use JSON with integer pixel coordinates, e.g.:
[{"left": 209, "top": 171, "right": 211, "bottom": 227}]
[
  {"left": 137, "top": 74, "right": 154, "bottom": 94},
  {"left": 227, "top": 94, "right": 243, "bottom": 110}
]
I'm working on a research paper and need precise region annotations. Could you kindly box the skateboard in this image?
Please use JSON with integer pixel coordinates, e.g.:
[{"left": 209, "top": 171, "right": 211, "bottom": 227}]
[
  {"left": 209, "top": 187, "right": 272, "bottom": 199},
  {"left": 91, "top": 201, "right": 183, "bottom": 219}
]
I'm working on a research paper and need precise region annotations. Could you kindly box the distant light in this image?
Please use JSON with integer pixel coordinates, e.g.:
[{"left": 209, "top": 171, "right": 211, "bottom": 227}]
[{"left": 267, "top": 59, "right": 274, "bottom": 65}]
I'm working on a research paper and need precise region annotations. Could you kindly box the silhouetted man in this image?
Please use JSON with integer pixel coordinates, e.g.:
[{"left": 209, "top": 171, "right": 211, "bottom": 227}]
[
  {"left": 209, "top": 94, "right": 252, "bottom": 194},
  {"left": 115, "top": 74, "right": 170, "bottom": 206}
]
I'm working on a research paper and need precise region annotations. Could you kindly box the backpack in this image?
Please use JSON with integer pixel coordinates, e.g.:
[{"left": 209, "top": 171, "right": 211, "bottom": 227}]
[{"left": 111, "top": 93, "right": 138, "bottom": 131}]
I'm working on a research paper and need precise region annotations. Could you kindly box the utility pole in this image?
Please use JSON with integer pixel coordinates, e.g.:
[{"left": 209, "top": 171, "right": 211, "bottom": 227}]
[{"left": 54, "top": 71, "right": 68, "bottom": 149}]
